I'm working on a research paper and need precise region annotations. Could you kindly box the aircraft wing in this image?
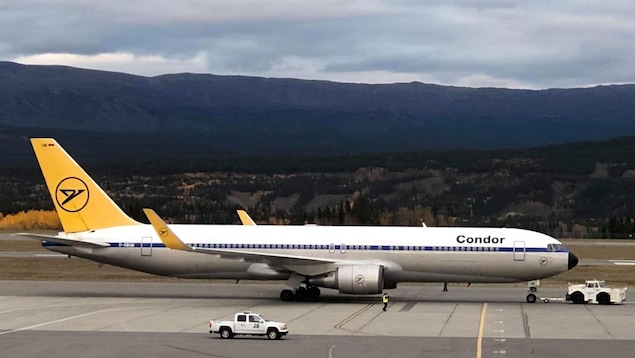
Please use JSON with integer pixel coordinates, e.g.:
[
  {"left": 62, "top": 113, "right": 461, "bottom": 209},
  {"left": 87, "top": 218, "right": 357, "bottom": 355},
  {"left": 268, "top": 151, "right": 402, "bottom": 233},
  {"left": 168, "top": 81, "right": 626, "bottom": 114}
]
[
  {"left": 143, "top": 209, "right": 337, "bottom": 271},
  {"left": 13, "top": 233, "right": 110, "bottom": 248}
]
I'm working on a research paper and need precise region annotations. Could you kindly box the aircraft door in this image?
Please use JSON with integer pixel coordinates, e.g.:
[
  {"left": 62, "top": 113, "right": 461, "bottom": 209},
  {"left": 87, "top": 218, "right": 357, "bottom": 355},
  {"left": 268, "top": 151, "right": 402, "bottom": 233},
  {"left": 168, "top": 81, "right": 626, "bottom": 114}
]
[
  {"left": 513, "top": 241, "right": 525, "bottom": 261},
  {"left": 141, "top": 236, "right": 153, "bottom": 256}
]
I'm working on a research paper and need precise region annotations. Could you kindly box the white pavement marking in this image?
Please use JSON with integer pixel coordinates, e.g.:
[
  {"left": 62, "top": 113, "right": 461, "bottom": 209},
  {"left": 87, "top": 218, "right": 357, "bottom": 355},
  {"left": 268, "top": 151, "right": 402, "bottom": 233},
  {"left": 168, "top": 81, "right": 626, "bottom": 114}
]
[
  {"left": 0, "top": 308, "right": 124, "bottom": 336},
  {"left": 328, "top": 345, "right": 336, "bottom": 358}
]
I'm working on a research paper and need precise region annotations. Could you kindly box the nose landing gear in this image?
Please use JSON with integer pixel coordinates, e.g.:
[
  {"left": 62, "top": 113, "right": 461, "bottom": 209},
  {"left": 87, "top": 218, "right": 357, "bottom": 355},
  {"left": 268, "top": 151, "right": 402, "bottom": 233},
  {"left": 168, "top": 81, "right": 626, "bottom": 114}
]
[{"left": 526, "top": 280, "right": 540, "bottom": 303}]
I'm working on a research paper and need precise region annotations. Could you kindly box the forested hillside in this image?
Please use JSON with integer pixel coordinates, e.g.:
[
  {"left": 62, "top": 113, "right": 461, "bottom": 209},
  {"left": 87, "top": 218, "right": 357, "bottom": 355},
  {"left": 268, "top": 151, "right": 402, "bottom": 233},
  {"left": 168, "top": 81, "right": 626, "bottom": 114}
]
[{"left": 2, "top": 135, "right": 635, "bottom": 238}]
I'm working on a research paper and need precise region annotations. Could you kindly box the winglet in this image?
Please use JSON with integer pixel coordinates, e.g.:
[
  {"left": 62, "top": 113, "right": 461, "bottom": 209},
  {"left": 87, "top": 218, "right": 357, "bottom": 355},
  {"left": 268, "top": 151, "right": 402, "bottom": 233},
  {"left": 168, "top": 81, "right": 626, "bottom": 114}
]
[
  {"left": 143, "top": 208, "right": 191, "bottom": 252},
  {"left": 237, "top": 210, "right": 257, "bottom": 225}
]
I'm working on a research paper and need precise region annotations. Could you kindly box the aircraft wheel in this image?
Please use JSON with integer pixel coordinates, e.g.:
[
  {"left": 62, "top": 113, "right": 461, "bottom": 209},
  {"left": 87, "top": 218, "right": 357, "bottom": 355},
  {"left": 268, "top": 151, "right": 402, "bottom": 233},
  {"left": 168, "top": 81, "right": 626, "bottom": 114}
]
[
  {"left": 295, "top": 287, "right": 307, "bottom": 301},
  {"left": 280, "top": 289, "right": 295, "bottom": 301},
  {"left": 526, "top": 293, "right": 537, "bottom": 303},
  {"left": 307, "top": 286, "right": 321, "bottom": 300}
]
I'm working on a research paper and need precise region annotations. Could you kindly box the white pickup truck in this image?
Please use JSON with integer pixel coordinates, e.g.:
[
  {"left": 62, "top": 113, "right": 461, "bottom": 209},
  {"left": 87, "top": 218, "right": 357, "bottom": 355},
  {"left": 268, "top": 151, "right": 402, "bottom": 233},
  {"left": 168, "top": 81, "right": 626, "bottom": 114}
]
[
  {"left": 209, "top": 312, "right": 289, "bottom": 340},
  {"left": 565, "top": 279, "right": 627, "bottom": 304}
]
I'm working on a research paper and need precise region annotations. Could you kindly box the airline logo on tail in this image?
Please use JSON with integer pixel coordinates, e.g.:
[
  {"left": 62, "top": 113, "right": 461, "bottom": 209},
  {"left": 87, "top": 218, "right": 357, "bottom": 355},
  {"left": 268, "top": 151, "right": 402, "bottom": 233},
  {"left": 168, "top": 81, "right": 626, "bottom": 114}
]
[{"left": 55, "top": 177, "right": 90, "bottom": 212}]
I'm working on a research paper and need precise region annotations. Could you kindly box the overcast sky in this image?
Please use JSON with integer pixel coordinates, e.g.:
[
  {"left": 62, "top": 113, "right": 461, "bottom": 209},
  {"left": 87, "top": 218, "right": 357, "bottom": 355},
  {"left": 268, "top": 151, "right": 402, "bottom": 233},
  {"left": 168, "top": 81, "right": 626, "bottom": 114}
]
[{"left": 2, "top": 0, "right": 634, "bottom": 89}]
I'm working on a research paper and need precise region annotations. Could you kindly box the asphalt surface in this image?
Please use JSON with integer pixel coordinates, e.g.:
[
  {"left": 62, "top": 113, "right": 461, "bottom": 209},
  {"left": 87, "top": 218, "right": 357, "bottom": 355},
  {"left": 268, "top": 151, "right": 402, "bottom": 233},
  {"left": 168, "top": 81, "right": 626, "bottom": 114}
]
[
  {"left": 1, "top": 281, "right": 634, "bottom": 358},
  {"left": 5, "top": 250, "right": 635, "bottom": 267}
]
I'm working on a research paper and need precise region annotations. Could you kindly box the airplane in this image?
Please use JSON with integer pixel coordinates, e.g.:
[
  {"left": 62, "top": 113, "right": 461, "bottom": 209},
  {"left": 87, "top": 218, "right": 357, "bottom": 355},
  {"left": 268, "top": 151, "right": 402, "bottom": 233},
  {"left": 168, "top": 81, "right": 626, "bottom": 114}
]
[{"left": 18, "top": 138, "right": 578, "bottom": 303}]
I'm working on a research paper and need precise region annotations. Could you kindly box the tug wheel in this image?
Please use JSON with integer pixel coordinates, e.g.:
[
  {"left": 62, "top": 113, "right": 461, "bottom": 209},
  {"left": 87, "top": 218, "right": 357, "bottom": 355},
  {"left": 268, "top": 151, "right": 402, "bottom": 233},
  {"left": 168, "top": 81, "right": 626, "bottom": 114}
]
[
  {"left": 597, "top": 292, "right": 611, "bottom": 305},
  {"left": 571, "top": 291, "right": 585, "bottom": 304}
]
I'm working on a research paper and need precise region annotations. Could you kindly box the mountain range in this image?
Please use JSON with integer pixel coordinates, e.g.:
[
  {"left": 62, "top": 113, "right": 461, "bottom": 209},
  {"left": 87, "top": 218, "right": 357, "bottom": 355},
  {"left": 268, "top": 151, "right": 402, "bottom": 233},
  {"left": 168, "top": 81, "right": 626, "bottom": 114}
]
[{"left": 2, "top": 61, "right": 635, "bottom": 157}]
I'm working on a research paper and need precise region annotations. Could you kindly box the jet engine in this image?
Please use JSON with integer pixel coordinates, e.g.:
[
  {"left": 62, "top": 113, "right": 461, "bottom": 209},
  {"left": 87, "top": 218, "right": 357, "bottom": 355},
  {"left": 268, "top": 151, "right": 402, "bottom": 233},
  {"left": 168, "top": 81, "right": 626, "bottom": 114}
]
[{"left": 308, "top": 265, "right": 384, "bottom": 294}]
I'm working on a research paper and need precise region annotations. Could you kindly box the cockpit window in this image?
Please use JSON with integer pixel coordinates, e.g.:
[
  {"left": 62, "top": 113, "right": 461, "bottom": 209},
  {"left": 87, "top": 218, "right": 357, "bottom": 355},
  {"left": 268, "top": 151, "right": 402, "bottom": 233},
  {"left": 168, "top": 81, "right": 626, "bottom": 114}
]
[{"left": 547, "top": 243, "right": 567, "bottom": 252}]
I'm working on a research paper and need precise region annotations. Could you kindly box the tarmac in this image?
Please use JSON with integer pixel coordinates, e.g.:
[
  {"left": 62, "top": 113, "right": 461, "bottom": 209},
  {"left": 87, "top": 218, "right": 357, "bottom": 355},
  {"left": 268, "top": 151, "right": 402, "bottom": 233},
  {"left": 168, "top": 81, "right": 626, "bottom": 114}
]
[{"left": 1, "top": 280, "right": 634, "bottom": 358}]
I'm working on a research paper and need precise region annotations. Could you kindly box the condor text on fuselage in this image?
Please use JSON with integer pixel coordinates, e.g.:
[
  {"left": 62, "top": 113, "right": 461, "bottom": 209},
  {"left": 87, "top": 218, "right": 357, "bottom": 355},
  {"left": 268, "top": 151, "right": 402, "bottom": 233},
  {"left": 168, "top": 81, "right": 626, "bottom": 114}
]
[{"left": 456, "top": 235, "right": 506, "bottom": 244}]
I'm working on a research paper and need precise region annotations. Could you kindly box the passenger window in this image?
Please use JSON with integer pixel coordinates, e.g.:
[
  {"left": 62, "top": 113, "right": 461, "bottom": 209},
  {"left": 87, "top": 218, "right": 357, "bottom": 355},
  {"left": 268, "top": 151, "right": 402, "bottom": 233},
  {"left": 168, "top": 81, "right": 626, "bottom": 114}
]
[{"left": 237, "top": 315, "right": 246, "bottom": 322}]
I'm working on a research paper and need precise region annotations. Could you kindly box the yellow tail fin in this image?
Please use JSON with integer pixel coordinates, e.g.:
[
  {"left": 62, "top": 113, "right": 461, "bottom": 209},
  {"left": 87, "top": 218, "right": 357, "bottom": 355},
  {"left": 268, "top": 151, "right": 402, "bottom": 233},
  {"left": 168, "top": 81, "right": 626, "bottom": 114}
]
[{"left": 30, "top": 138, "right": 139, "bottom": 232}]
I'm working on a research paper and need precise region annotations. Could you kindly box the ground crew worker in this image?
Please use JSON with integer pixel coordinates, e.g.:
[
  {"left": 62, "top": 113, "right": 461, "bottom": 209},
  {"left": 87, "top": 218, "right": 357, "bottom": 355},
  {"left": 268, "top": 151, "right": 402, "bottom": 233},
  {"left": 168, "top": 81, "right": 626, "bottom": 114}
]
[{"left": 382, "top": 292, "right": 389, "bottom": 311}]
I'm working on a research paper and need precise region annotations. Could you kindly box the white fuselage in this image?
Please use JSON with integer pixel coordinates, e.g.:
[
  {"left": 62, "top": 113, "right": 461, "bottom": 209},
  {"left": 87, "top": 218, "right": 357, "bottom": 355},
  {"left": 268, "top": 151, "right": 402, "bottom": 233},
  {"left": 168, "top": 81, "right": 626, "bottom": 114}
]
[{"left": 44, "top": 225, "right": 573, "bottom": 284}]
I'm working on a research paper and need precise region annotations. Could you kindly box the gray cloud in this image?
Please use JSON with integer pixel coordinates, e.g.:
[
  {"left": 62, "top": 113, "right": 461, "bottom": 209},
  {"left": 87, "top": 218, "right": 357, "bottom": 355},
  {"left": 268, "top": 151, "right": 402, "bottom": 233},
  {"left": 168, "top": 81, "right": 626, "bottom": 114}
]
[{"left": 2, "top": 0, "right": 634, "bottom": 88}]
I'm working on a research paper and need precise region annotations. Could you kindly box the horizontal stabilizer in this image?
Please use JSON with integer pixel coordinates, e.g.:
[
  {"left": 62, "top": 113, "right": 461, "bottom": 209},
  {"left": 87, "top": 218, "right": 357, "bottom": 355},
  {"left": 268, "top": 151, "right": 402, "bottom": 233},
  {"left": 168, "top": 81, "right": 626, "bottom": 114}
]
[{"left": 13, "top": 233, "right": 110, "bottom": 248}]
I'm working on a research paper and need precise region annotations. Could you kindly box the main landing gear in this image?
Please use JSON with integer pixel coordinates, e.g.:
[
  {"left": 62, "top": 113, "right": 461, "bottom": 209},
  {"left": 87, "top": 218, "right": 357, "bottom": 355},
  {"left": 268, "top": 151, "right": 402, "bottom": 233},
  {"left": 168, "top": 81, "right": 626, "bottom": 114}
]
[
  {"left": 526, "top": 280, "right": 540, "bottom": 303},
  {"left": 280, "top": 273, "right": 322, "bottom": 301},
  {"left": 280, "top": 286, "right": 321, "bottom": 301}
]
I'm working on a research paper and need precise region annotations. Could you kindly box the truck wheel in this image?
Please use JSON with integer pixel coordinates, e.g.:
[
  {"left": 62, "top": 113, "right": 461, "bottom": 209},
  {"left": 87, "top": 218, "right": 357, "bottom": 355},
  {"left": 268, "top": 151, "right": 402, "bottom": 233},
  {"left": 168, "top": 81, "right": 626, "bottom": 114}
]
[
  {"left": 526, "top": 293, "right": 537, "bottom": 303},
  {"left": 267, "top": 328, "right": 280, "bottom": 340},
  {"left": 571, "top": 291, "right": 585, "bottom": 304},
  {"left": 220, "top": 327, "right": 233, "bottom": 339},
  {"left": 597, "top": 292, "right": 611, "bottom": 305}
]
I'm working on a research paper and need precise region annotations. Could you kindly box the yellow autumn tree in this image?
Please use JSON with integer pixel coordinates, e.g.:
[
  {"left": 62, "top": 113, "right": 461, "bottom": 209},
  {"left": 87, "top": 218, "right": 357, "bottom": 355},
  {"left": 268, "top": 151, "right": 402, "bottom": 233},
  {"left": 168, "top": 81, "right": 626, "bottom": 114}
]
[{"left": 0, "top": 210, "right": 61, "bottom": 230}]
